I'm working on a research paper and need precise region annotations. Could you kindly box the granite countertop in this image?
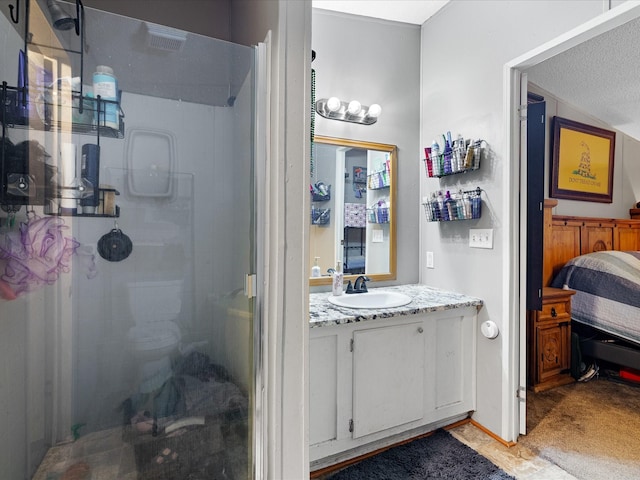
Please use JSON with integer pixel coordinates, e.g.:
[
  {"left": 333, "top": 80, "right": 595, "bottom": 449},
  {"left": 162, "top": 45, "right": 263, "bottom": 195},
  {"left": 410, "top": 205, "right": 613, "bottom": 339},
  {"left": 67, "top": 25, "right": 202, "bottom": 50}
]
[{"left": 310, "top": 284, "right": 483, "bottom": 328}]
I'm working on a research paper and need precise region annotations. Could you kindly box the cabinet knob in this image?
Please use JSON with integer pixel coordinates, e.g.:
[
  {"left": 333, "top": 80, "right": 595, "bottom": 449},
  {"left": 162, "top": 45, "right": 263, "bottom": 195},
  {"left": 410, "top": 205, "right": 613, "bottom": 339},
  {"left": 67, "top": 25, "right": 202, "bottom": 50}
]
[
  {"left": 417, "top": 327, "right": 424, "bottom": 334},
  {"left": 551, "top": 307, "right": 557, "bottom": 317}
]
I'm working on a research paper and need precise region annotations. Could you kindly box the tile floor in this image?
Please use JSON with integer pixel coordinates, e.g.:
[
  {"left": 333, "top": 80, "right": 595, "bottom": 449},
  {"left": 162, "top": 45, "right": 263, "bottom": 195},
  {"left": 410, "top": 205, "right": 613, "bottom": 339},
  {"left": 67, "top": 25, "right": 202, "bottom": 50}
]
[
  {"left": 448, "top": 422, "right": 577, "bottom": 480},
  {"left": 34, "top": 420, "right": 570, "bottom": 480},
  {"left": 32, "top": 417, "right": 247, "bottom": 480}
]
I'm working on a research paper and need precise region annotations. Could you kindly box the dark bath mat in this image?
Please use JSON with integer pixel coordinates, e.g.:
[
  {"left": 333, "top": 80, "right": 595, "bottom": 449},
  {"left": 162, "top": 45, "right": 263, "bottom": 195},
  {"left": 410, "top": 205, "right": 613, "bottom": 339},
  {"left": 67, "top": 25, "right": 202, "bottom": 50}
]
[{"left": 327, "top": 429, "right": 515, "bottom": 480}]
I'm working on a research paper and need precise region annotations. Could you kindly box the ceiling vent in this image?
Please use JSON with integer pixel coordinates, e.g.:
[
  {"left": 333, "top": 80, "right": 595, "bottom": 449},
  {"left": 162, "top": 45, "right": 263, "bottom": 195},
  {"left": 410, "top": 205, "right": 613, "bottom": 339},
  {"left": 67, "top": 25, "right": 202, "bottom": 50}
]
[{"left": 145, "top": 22, "right": 187, "bottom": 52}]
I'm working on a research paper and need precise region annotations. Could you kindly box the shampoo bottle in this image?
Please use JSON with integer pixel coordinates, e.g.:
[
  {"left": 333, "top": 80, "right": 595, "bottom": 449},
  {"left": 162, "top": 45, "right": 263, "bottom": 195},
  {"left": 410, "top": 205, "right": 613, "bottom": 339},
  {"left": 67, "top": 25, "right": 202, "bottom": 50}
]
[
  {"left": 93, "top": 65, "right": 118, "bottom": 130},
  {"left": 311, "top": 257, "right": 321, "bottom": 277},
  {"left": 332, "top": 261, "right": 344, "bottom": 296}
]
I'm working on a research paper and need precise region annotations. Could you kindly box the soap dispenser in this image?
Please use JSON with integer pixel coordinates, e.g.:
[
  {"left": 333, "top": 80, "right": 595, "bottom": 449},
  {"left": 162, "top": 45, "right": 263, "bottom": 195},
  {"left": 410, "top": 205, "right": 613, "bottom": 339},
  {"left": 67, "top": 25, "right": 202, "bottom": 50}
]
[
  {"left": 332, "top": 261, "right": 344, "bottom": 296},
  {"left": 311, "top": 257, "right": 321, "bottom": 278}
]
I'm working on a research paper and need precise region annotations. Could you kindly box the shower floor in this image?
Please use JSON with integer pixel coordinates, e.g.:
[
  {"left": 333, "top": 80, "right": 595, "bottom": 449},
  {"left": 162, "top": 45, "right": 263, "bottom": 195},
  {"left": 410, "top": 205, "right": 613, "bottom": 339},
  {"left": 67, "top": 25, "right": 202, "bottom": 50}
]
[{"left": 33, "top": 414, "right": 248, "bottom": 480}]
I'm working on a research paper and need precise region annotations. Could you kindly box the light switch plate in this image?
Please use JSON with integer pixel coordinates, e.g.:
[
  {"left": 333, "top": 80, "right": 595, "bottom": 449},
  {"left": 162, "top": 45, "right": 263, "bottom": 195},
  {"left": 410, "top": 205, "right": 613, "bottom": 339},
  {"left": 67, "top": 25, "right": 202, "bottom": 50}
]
[
  {"left": 372, "top": 229, "right": 383, "bottom": 243},
  {"left": 469, "top": 229, "right": 493, "bottom": 249},
  {"left": 426, "top": 251, "right": 434, "bottom": 269}
]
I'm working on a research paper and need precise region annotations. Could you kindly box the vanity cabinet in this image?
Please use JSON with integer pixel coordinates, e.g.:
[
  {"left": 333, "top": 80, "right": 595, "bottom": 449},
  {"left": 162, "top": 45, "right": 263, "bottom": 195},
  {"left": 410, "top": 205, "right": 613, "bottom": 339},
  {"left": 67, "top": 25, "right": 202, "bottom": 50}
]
[{"left": 309, "top": 306, "right": 477, "bottom": 468}]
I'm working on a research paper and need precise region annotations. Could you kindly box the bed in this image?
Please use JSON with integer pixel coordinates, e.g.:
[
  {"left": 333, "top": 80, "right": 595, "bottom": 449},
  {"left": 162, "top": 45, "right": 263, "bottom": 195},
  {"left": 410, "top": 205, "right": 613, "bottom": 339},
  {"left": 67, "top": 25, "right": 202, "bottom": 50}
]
[{"left": 543, "top": 199, "right": 640, "bottom": 370}]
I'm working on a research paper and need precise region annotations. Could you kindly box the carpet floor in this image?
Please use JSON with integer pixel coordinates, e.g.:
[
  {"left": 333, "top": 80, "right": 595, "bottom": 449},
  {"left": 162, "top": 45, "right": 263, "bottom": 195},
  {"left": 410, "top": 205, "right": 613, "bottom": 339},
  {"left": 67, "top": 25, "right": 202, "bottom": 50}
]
[
  {"left": 519, "top": 375, "right": 640, "bottom": 480},
  {"left": 326, "top": 429, "right": 515, "bottom": 480}
]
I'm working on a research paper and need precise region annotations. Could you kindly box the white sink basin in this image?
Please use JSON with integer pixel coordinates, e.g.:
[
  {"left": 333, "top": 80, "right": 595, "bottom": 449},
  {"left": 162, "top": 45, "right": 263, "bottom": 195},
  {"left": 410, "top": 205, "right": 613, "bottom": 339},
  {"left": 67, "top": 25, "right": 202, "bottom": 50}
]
[{"left": 327, "top": 290, "right": 412, "bottom": 309}]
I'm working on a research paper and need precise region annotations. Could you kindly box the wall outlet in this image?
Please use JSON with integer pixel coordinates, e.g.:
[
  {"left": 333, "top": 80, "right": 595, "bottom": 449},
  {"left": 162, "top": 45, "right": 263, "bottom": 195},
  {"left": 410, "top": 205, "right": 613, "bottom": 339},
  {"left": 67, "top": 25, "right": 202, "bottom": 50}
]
[
  {"left": 426, "top": 251, "right": 434, "bottom": 268},
  {"left": 469, "top": 229, "right": 494, "bottom": 249}
]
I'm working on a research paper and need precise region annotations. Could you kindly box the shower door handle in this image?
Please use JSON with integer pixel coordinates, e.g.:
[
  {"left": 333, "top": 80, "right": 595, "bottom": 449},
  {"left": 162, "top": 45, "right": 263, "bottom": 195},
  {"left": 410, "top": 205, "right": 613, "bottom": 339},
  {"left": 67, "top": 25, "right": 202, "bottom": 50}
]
[{"left": 245, "top": 273, "right": 257, "bottom": 298}]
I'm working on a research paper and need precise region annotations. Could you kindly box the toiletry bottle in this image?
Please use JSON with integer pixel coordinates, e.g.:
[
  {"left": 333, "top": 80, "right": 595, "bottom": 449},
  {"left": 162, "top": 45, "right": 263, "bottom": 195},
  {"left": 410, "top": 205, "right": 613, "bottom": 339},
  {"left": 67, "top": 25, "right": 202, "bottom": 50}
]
[
  {"left": 454, "top": 190, "right": 463, "bottom": 219},
  {"left": 424, "top": 148, "right": 433, "bottom": 177},
  {"left": 472, "top": 193, "right": 481, "bottom": 219},
  {"left": 332, "top": 261, "right": 344, "bottom": 296},
  {"left": 437, "top": 191, "right": 448, "bottom": 221},
  {"left": 445, "top": 191, "right": 455, "bottom": 220},
  {"left": 59, "top": 142, "right": 77, "bottom": 215},
  {"left": 93, "top": 65, "right": 118, "bottom": 130},
  {"left": 443, "top": 134, "right": 452, "bottom": 174},
  {"left": 454, "top": 134, "right": 465, "bottom": 172},
  {"left": 80, "top": 144, "right": 100, "bottom": 214},
  {"left": 430, "top": 192, "right": 440, "bottom": 221},
  {"left": 431, "top": 140, "right": 441, "bottom": 176},
  {"left": 311, "top": 257, "right": 321, "bottom": 277},
  {"left": 473, "top": 140, "right": 483, "bottom": 169},
  {"left": 463, "top": 193, "right": 471, "bottom": 219},
  {"left": 464, "top": 140, "right": 475, "bottom": 169}
]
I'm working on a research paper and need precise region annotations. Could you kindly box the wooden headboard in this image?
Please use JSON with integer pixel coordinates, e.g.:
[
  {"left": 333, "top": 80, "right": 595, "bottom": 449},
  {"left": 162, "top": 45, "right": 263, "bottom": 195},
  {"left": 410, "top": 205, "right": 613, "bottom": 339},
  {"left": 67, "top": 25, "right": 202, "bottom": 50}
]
[{"left": 543, "top": 199, "right": 640, "bottom": 286}]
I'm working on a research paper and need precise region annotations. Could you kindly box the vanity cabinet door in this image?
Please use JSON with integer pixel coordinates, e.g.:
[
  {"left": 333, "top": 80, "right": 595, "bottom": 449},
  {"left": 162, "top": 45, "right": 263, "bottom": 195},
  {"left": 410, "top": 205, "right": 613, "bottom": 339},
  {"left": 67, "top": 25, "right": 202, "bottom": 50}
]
[
  {"left": 352, "top": 321, "right": 425, "bottom": 438},
  {"left": 310, "top": 334, "right": 339, "bottom": 446}
]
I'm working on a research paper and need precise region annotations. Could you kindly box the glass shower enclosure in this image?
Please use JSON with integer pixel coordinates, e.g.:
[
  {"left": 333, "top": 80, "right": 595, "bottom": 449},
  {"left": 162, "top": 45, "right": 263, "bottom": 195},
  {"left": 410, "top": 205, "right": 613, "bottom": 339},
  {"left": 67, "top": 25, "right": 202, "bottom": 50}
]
[{"left": 0, "top": 1, "right": 260, "bottom": 479}]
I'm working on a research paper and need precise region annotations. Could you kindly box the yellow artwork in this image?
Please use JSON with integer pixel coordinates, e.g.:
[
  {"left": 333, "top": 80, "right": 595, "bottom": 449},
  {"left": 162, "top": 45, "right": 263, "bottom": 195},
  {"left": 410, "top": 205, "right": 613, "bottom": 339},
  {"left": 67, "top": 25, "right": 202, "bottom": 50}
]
[
  {"left": 557, "top": 128, "right": 610, "bottom": 195},
  {"left": 551, "top": 117, "right": 615, "bottom": 203}
]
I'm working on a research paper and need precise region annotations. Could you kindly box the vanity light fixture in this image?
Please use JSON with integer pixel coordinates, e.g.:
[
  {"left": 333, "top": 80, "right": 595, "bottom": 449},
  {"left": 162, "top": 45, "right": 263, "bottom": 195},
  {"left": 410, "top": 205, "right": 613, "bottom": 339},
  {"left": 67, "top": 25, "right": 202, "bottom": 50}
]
[{"left": 315, "top": 97, "right": 382, "bottom": 125}]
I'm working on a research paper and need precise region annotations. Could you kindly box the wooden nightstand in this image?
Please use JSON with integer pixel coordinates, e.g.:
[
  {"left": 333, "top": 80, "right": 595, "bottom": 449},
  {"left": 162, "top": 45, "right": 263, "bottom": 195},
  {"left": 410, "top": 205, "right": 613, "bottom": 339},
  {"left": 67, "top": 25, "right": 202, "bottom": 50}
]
[{"left": 528, "top": 287, "right": 576, "bottom": 392}]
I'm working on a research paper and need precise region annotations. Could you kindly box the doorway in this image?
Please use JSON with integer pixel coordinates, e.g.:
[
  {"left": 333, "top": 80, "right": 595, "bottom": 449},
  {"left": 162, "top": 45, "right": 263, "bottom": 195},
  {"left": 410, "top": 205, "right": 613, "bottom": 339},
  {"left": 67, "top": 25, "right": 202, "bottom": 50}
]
[{"left": 506, "top": 1, "right": 640, "bottom": 437}]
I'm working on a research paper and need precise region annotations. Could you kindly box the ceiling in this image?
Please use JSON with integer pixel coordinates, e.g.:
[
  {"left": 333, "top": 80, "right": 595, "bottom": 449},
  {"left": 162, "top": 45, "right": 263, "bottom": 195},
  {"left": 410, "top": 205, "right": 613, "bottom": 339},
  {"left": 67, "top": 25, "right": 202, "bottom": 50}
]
[
  {"left": 313, "top": 1, "right": 640, "bottom": 142},
  {"left": 525, "top": 15, "right": 640, "bottom": 141},
  {"left": 312, "top": 0, "right": 449, "bottom": 25}
]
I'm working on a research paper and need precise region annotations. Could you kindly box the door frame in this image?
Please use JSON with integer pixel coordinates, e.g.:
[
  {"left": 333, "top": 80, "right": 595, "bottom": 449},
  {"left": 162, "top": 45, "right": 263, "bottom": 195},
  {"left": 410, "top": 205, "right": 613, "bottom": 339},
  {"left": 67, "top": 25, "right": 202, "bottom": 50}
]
[{"left": 505, "top": 1, "right": 640, "bottom": 438}]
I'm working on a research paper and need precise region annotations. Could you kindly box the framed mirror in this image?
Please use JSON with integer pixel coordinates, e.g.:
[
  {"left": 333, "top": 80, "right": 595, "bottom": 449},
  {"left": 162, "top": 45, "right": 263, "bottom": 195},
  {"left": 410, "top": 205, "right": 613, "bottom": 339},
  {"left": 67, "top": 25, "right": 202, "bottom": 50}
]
[{"left": 310, "top": 136, "right": 397, "bottom": 286}]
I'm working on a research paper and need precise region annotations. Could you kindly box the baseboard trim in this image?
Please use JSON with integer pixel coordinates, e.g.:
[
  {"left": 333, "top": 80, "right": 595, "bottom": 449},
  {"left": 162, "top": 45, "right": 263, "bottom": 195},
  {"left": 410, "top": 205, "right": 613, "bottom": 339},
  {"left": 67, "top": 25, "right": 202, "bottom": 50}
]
[{"left": 469, "top": 419, "right": 517, "bottom": 448}]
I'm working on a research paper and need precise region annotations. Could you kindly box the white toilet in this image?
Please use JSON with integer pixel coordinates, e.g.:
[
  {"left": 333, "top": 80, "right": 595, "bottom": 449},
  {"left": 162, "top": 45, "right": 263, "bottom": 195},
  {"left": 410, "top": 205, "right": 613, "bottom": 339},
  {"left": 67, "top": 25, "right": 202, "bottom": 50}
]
[{"left": 126, "top": 280, "right": 183, "bottom": 394}]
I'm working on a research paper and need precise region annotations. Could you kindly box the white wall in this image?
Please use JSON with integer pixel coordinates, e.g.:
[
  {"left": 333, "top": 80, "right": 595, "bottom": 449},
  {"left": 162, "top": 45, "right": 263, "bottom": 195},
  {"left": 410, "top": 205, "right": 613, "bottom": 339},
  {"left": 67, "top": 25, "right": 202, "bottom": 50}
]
[
  {"left": 312, "top": 9, "right": 421, "bottom": 287},
  {"left": 420, "top": 0, "right": 615, "bottom": 440}
]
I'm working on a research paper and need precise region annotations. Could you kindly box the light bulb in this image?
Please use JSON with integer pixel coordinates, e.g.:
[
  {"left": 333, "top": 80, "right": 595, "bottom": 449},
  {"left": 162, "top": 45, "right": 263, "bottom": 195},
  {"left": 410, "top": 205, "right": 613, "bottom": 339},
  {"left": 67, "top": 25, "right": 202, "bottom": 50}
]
[
  {"left": 367, "top": 104, "right": 382, "bottom": 118},
  {"left": 326, "top": 97, "right": 341, "bottom": 112},
  {"left": 347, "top": 100, "right": 362, "bottom": 115}
]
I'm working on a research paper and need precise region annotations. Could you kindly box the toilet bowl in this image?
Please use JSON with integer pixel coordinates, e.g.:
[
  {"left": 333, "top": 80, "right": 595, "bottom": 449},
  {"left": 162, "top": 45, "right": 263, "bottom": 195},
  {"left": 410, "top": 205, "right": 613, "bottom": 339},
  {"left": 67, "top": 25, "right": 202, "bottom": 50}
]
[{"left": 126, "top": 280, "right": 182, "bottom": 393}]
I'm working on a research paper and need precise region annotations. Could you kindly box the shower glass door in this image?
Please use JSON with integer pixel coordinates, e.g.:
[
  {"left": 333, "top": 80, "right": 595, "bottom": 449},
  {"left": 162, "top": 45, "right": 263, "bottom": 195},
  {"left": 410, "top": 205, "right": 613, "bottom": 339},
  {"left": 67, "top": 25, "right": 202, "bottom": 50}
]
[{"left": 0, "top": 2, "right": 258, "bottom": 479}]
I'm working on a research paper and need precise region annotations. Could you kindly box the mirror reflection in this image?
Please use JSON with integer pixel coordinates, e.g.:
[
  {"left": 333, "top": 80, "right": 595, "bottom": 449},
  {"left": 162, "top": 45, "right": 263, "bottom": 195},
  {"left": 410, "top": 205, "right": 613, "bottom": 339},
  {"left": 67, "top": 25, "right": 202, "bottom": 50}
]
[{"left": 310, "top": 136, "right": 397, "bottom": 286}]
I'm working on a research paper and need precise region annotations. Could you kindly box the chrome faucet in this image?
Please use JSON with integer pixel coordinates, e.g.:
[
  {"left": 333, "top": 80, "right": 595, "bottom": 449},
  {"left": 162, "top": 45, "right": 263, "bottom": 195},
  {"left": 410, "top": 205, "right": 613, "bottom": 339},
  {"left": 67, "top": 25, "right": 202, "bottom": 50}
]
[{"left": 346, "top": 275, "right": 370, "bottom": 294}]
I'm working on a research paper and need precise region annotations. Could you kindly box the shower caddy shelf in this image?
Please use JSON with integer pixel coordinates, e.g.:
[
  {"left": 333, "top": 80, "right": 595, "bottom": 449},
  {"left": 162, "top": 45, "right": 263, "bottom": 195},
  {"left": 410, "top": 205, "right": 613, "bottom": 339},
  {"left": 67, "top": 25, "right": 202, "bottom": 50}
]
[
  {"left": 423, "top": 139, "right": 485, "bottom": 178},
  {"left": 1, "top": 0, "right": 124, "bottom": 218},
  {"left": 422, "top": 187, "right": 483, "bottom": 222},
  {"left": 43, "top": 187, "right": 120, "bottom": 218},
  {"left": 0, "top": 83, "right": 125, "bottom": 139},
  {"left": 367, "top": 167, "right": 390, "bottom": 190},
  {"left": 0, "top": 83, "right": 125, "bottom": 218}
]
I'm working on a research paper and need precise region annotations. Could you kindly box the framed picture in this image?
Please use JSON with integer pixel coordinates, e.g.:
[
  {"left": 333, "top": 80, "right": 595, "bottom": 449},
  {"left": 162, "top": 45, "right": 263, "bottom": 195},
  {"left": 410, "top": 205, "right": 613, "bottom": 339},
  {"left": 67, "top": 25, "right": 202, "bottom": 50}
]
[
  {"left": 353, "top": 166, "right": 367, "bottom": 184},
  {"left": 550, "top": 116, "right": 615, "bottom": 203}
]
